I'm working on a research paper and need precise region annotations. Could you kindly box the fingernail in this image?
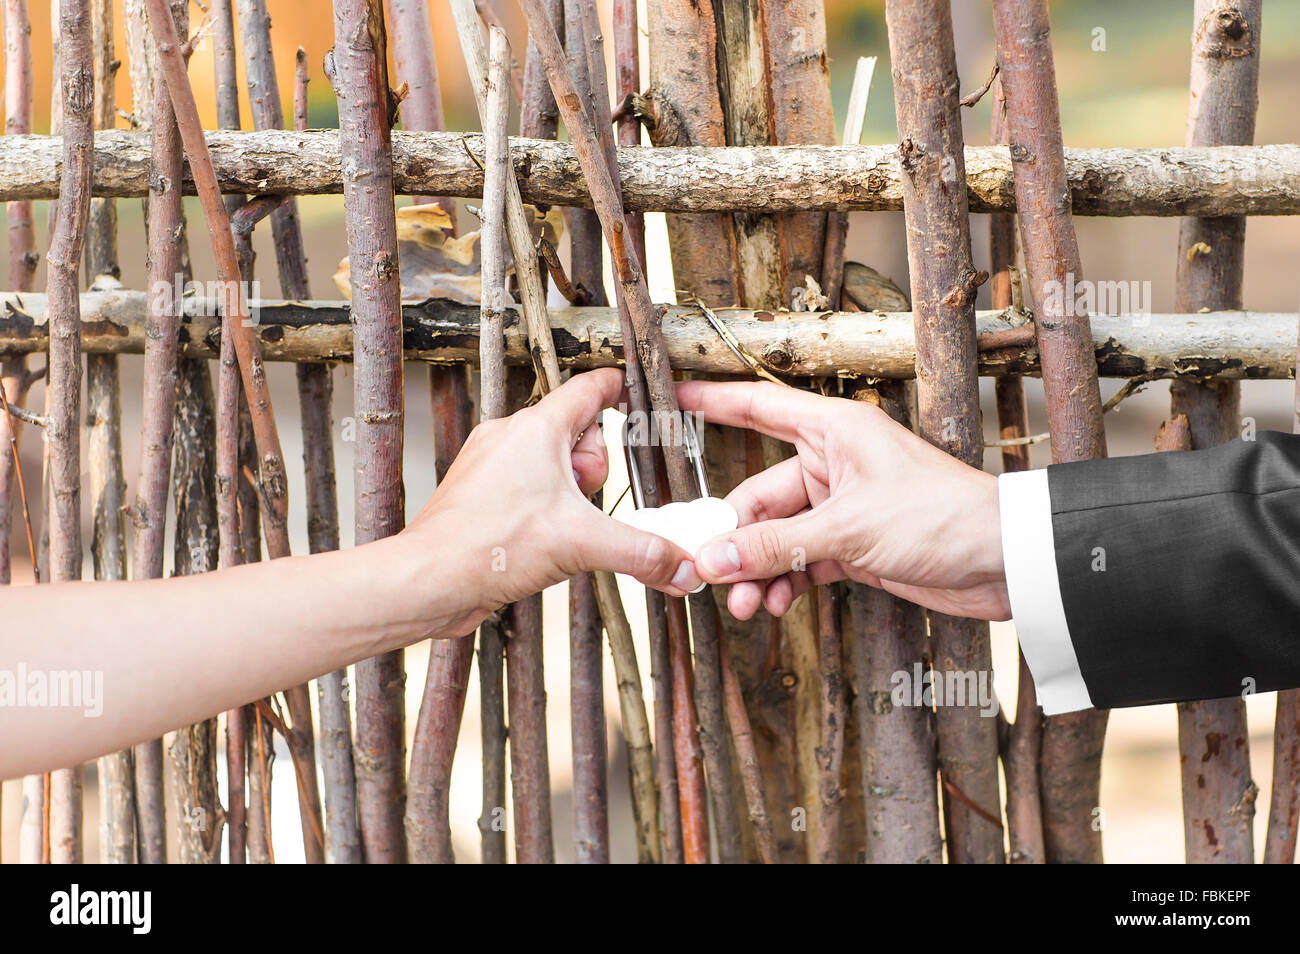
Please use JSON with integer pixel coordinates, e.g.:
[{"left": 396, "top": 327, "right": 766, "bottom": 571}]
[
  {"left": 671, "top": 560, "right": 703, "bottom": 593},
  {"left": 697, "top": 540, "right": 741, "bottom": 577},
  {"left": 572, "top": 468, "right": 583, "bottom": 487}
]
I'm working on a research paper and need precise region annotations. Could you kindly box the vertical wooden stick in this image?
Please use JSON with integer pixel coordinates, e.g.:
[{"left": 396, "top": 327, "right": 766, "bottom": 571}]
[
  {"left": 612, "top": 0, "right": 683, "bottom": 861},
  {"left": 169, "top": 349, "right": 223, "bottom": 863},
  {"left": 994, "top": 0, "right": 1115, "bottom": 865},
  {"left": 233, "top": 0, "right": 327, "bottom": 865},
  {"left": 888, "top": 0, "right": 1003, "bottom": 864},
  {"left": 990, "top": 74, "right": 1045, "bottom": 866},
  {"left": 813, "top": 583, "right": 845, "bottom": 863},
  {"left": 593, "top": 571, "right": 660, "bottom": 863},
  {"left": 124, "top": 0, "right": 181, "bottom": 865},
  {"left": 666, "top": 595, "right": 710, "bottom": 863},
  {"left": 45, "top": 0, "right": 94, "bottom": 865},
  {"left": 385, "top": 0, "right": 474, "bottom": 866},
  {"left": 85, "top": 0, "right": 136, "bottom": 865},
  {"left": 554, "top": 6, "right": 611, "bottom": 866},
  {"left": 1160, "top": 0, "right": 1261, "bottom": 867},
  {"left": 329, "top": 0, "right": 408, "bottom": 864}
]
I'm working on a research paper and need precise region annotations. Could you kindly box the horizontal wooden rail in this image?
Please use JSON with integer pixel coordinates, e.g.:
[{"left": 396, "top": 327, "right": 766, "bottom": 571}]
[
  {"left": 2, "top": 130, "right": 1300, "bottom": 215},
  {"left": 1, "top": 289, "right": 1295, "bottom": 380}
]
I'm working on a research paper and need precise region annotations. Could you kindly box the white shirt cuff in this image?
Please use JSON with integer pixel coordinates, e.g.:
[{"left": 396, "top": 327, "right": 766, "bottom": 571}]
[{"left": 998, "top": 469, "right": 1094, "bottom": 716}]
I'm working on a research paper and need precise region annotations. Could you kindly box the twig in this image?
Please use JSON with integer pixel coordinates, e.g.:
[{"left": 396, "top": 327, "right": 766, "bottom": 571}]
[
  {"left": 480, "top": 26, "right": 511, "bottom": 422},
  {"left": 537, "top": 235, "right": 580, "bottom": 304},
  {"left": 467, "top": 0, "right": 523, "bottom": 103},
  {"left": 960, "top": 63, "right": 999, "bottom": 108}
]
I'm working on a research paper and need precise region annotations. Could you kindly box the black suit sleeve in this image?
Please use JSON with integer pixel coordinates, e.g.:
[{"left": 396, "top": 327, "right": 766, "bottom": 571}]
[{"left": 1049, "top": 431, "right": 1300, "bottom": 709}]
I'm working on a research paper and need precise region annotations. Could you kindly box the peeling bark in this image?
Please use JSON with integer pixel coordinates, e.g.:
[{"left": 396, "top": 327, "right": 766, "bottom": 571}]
[{"left": 6, "top": 130, "right": 1300, "bottom": 216}]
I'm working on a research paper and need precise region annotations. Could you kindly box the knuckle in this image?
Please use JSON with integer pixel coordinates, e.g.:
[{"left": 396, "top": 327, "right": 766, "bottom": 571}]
[
  {"left": 751, "top": 524, "right": 787, "bottom": 571},
  {"left": 638, "top": 533, "right": 673, "bottom": 578}
]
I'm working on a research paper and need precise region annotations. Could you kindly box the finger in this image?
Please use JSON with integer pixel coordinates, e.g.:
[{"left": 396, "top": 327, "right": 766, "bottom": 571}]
[
  {"left": 541, "top": 368, "right": 626, "bottom": 443},
  {"left": 726, "top": 456, "right": 810, "bottom": 525},
  {"left": 726, "top": 580, "right": 765, "bottom": 621},
  {"left": 576, "top": 511, "right": 702, "bottom": 596},
  {"left": 764, "top": 575, "right": 795, "bottom": 617},
  {"left": 807, "top": 559, "right": 848, "bottom": 587},
  {"left": 694, "top": 509, "right": 839, "bottom": 584},
  {"left": 570, "top": 420, "right": 609, "bottom": 496},
  {"left": 675, "top": 379, "right": 844, "bottom": 445},
  {"left": 763, "top": 572, "right": 812, "bottom": 617}
]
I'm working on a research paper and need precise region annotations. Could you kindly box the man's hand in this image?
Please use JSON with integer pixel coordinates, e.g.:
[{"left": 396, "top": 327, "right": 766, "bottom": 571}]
[
  {"left": 400, "top": 368, "right": 703, "bottom": 635},
  {"left": 675, "top": 380, "right": 1010, "bottom": 622}
]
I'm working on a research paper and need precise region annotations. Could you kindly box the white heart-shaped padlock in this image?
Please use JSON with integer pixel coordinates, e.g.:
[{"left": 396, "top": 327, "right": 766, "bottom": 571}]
[{"left": 616, "top": 497, "right": 739, "bottom": 593}]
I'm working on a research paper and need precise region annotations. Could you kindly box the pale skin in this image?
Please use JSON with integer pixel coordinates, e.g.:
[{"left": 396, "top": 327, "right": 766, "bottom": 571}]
[{"left": 0, "top": 369, "right": 1006, "bottom": 780}]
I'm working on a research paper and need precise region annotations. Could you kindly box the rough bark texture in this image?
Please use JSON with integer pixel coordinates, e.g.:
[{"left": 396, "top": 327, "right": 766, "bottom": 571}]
[
  {"left": 168, "top": 355, "right": 223, "bottom": 864},
  {"left": 331, "top": 0, "right": 408, "bottom": 864},
  {"left": 760, "top": 0, "right": 835, "bottom": 306},
  {"left": 1170, "top": 0, "right": 1260, "bottom": 866},
  {"left": 847, "top": 385, "right": 942, "bottom": 865},
  {"left": 45, "top": 0, "right": 94, "bottom": 865},
  {"left": 991, "top": 75, "right": 1045, "bottom": 865},
  {"left": 569, "top": 565, "right": 609, "bottom": 863},
  {"left": 6, "top": 130, "right": 1300, "bottom": 216},
  {"left": 645, "top": 0, "right": 741, "bottom": 305},
  {"left": 478, "top": 616, "right": 508, "bottom": 863},
  {"left": 384, "top": 0, "right": 455, "bottom": 215},
  {"left": 1267, "top": 687, "right": 1300, "bottom": 863},
  {"left": 888, "top": 0, "right": 1002, "bottom": 865},
  {"left": 507, "top": 592, "right": 555, "bottom": 863}
]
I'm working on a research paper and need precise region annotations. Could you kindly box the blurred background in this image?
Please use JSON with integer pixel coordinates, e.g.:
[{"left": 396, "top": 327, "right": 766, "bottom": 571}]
[{"left": 3, "top": 0, "right": 1299, "bottom": 862}]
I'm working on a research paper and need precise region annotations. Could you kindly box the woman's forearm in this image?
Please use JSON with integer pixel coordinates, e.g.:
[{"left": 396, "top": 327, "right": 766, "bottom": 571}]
[
  {"left": 0, "top": 370, "right": 698, "bottom": 780},
  {"left": 0, "top": 526, "right": 465, "bottom": 780}
]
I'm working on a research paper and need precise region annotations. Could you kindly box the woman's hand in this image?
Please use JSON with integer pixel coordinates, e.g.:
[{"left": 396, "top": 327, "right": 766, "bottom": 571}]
[
  {"left": 397, "top": 368, "right": 703, "bottom": 637},
  {"left": 675, "top": 380, "right": 1010, "bottom": 622}
]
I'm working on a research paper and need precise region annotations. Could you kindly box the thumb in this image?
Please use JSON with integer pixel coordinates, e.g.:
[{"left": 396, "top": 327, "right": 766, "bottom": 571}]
[
  {"left": 577, "top": 513, "right": 703, "bottom": 596},
  {"left": 695, "top": 510, "right": 838, "bottom": 584}
]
